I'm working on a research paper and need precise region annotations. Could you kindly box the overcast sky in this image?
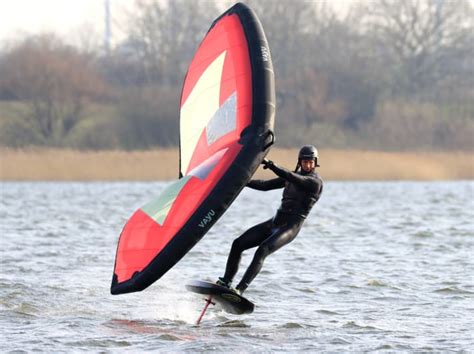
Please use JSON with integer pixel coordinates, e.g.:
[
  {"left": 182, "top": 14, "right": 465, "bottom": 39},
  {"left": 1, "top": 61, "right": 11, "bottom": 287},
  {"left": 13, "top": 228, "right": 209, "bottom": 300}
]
[
  {"left": 2, "top": 1, "right": 353, "bottom": 46},
  {"left": 8, "top": 0, "right": 467, "bottom": 48},
  {"left": 0, "top": 0, "right": 134, "bottom": 46},
  {"left": 0, "top": 0, "right": 367, "bottom": 46}
]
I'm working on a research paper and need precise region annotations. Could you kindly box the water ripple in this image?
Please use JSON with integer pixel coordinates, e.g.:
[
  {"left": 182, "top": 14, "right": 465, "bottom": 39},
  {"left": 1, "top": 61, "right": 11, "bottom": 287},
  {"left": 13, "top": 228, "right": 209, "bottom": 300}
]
[{"left": 0, "top": 181, "right": 473, "bottom": 351}]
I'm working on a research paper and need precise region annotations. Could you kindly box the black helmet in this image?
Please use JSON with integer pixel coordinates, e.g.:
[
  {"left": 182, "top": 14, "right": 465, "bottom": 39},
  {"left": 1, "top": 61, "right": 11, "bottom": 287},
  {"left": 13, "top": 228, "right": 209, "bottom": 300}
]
[{"left": 298, "top": 145, "right": 320, "bottom": 167}]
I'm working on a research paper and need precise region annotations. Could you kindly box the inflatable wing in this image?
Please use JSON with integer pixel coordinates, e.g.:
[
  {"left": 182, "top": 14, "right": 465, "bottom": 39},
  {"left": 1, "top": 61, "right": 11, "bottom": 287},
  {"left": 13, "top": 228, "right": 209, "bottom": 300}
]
[{"left": 111, "top": 3, "right": 275, "bottom": 295}]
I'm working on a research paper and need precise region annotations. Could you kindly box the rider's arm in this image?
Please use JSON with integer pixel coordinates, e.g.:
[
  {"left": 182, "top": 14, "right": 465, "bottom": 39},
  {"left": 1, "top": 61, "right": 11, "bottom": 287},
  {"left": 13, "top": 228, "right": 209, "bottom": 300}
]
[
  {"left": 267, "top": 163, "right": 320, "bottom": 192},
  {"left": 247, "top": 177, "right": 286, "bottom": 191}
]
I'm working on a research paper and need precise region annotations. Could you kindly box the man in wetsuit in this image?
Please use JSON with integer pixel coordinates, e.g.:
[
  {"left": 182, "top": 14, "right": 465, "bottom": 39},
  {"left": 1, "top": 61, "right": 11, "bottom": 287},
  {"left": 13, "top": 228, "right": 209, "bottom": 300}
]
[{"left": 217, "top": 145, "right": 323, "bottom": 295}]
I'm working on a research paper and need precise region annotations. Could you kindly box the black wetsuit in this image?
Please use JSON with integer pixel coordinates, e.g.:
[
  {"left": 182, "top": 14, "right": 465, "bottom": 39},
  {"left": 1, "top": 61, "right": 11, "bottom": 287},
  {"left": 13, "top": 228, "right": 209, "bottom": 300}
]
[{"left": 222, "top": 163, "right": 323, "bottom": 292}]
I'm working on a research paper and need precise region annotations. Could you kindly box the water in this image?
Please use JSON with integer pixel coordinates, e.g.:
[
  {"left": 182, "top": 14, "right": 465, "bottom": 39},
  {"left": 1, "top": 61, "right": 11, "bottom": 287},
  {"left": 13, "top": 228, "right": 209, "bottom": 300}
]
[{"left": 1, "top": 181, "right": 473, "bottom": 352}]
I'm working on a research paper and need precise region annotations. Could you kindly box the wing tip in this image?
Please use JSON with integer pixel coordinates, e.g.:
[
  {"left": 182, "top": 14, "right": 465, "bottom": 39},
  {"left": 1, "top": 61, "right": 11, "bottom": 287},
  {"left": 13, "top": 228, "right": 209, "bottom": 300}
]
[{"left": 110, "top": 272, "right": 145, "bottom": 295}]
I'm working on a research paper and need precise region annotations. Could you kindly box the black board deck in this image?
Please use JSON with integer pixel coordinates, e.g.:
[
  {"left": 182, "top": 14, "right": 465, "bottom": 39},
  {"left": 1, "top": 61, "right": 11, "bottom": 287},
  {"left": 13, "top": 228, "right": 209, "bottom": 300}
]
[{"left": 186, "top": 280, "right": 254, "bottom": 315}]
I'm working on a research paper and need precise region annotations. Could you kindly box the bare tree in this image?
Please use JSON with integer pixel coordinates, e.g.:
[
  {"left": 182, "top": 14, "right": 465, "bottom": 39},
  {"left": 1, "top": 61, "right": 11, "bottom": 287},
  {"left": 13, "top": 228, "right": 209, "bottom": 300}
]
[
  {"left": 245, "top": 0, "right": 323, "bottom": 74},
  {"left": 242, "top": 0, "right": 349, "bottom": 128},
  {"left": 126, "top": 0, "right": 219, "bottom": 85},
  {"left": 0, "top": 34, "right": 107, "bottom": 144},
  {"left": 356, "top": 0, "right": 474, "bottom": 94}
]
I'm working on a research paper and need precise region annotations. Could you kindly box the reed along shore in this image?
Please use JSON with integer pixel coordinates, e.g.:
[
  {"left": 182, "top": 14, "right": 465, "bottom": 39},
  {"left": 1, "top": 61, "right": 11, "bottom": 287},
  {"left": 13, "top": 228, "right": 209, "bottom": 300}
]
[{"left": 0, "top": 148, "right": 472, "bottom": 181}]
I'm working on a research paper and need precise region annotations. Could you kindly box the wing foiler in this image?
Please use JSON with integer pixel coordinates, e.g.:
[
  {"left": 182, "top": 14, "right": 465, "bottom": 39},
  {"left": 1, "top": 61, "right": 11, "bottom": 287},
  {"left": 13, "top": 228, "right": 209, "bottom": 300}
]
[{"left": 111, "top": 3, "right": 275, "bottom": 295}]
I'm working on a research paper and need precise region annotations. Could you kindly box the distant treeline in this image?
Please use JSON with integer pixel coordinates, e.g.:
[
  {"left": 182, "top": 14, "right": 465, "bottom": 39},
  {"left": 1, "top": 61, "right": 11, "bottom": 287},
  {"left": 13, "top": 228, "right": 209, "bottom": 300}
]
[{"left": 0, "top": 0, "right": 473, "bottom": 151}]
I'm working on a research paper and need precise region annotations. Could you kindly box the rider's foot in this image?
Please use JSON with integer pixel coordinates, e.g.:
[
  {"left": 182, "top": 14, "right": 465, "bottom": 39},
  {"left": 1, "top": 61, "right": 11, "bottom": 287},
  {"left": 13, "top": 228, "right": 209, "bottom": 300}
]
[
  {"left": 235, "top": 282, "right": 247, "bottom": 296},
  {"left": 217, "top": 278, "right": 245, "bottom": 296},
  {"left": 216, "top": 277, "right": 231, "bottom": 288}
]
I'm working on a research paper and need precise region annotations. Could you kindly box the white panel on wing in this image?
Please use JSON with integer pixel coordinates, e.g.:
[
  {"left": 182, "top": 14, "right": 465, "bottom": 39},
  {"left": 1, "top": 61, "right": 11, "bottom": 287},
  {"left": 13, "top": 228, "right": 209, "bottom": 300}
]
[{"left": 180, "top": 51, "right": 227, "bottom": 175}]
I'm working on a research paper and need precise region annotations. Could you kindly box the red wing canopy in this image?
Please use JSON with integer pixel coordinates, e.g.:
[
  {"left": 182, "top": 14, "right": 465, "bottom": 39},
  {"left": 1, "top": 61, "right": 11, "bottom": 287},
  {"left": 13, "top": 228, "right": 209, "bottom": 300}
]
[{"left": 111, "top": 3, "right": 275, "bottom": 295}]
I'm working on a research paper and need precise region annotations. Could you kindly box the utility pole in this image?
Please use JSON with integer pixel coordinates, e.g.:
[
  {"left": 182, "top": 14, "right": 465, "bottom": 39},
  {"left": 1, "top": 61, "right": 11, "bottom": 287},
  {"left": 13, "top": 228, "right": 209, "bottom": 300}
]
[{"left": 104, "top": 0, "right": 111, "bottom": 55}]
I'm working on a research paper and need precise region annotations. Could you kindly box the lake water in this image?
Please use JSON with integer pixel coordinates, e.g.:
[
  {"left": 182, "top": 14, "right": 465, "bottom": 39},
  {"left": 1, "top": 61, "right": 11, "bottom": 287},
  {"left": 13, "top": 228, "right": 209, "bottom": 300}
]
[{"left": 1, "top": 181, "right": 473, "bottom": 352}]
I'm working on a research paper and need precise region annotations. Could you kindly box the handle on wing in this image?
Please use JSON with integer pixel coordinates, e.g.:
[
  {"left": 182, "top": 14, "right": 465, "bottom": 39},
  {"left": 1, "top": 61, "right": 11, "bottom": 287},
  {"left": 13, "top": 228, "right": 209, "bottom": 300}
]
[{"left": 262, "top": 130, "right": 275, "bottom": 151}]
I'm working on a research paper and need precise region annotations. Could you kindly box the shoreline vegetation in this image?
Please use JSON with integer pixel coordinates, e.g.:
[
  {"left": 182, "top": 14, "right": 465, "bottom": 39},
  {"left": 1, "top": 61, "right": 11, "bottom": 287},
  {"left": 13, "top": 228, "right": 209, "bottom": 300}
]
[
  {"left": 1, "top": 1, "right": 473, "bottom": 155},
  {"left": 0, "top": 148, "right": 472, "bottom": 181}
]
